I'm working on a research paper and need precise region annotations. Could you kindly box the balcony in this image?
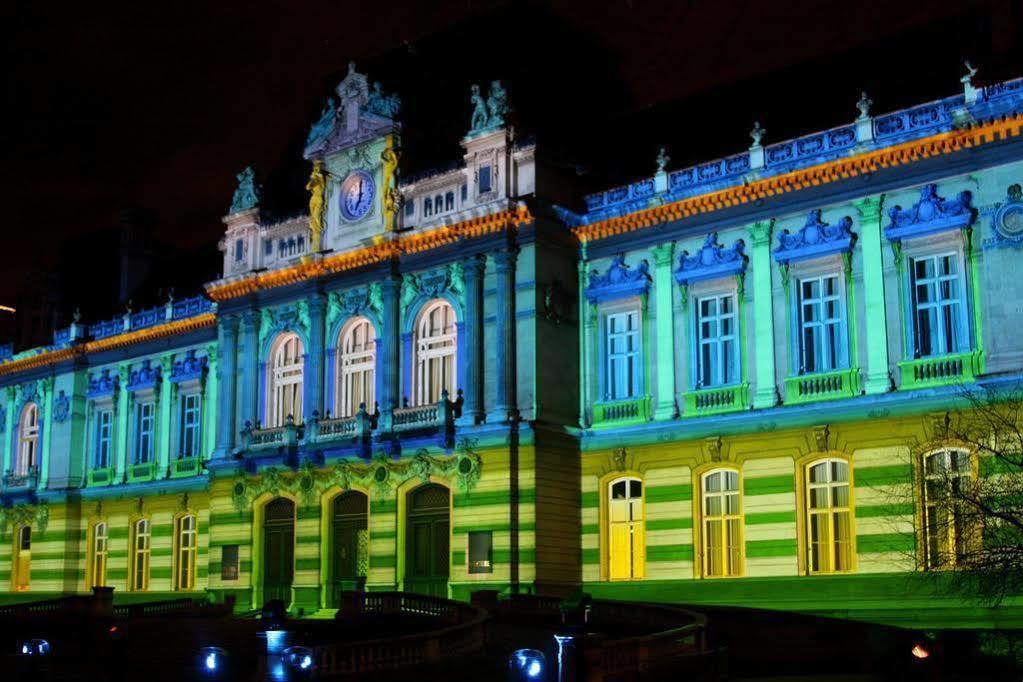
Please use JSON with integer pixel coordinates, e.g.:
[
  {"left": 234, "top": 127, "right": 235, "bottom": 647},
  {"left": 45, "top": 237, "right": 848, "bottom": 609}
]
[
  {"left": 592, "top": 395, "right": 652, "bottom": 427},
  {"left": 390, "top": 390, "right": 458, "bottom": 433},
  {"left": 682, "top": 383, "right": 749, "bottom": 417},
  {"left": 170, "top": 456, "right": 201, "bottom": 478},
  {"left": 898, "top": 351, "right": 983, "bottom": 391},
  {"left": 784, "top": 368, "right": 860, "bottom": 405},
  {"left": 307, "top": 405, "right": 377, "bottom": 444},
  {"left": 87, "top": 466, "right": 114, "bottom": 487},
  {"left": 3, "top": 468, "right": 38, "bottom": 491},
  {"left": 243, "top": 418, "right": 304, "bottom": 451},
  {"left": 127, "top": 461, "right": 156, "bottom": 483}
]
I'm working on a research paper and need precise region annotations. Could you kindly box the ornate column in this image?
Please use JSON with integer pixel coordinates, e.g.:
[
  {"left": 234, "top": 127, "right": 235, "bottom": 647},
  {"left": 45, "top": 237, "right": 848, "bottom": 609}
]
[
  {"left": 38, "top": 377, "right": 54, "bottom": 489},
  {"left": 748, "top": 220, "right": 779, "bottom": 409},
  {"left": 215, "top": 315, "right": 239, "bottom": 457},
  {"left": 578, "top": 254, "right": 592, "bottom": 427},
  {"left": 491, "top": 248, "right": 519, "bottom": 422},
  {"left": 378, "top": 275, "right": 401, "bottom": 430},
  {"left": 158, "top": 354, "right": 174, "bottom": 478},
  {"left": 239, "top": 309, "right": 260, "bottom": 426},
  {"left": 854, "top": 195, "right": 892, "bottom": 394},
  {"left": 304, "top": 294, "right": 327, "bottom": 422},
  {"left": 651, "top": 243, "right": 677, "bottom": 420},
  {"left": 115, "top": 362, "right": 131, "bottom": 482},
  {"left": 458, "top": 254, "right": 487, "bottom": 425}
]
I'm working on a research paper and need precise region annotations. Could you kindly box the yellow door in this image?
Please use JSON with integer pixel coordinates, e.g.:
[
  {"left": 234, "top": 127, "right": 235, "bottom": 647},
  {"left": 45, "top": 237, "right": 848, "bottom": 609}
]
[{"left": 608, "top": 479, "right": 644, "bottom": 580}]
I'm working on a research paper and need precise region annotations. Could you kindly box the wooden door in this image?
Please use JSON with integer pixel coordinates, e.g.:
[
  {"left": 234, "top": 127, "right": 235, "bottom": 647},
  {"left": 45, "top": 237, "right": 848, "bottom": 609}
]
[
  {"left": 405, "top": 484, "right": 450, "bottom": 597},
  {"left": 263, "top": 498, "right": 295, "bottom": 606}
]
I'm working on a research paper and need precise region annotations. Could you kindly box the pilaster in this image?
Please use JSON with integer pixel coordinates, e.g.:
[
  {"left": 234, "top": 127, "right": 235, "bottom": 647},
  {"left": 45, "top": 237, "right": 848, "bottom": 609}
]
[
  {"left": 304, "top": 294, "right": 327, "bottom": 422},
  {"left": 379, "top": 275, "right": 401, "bottom": 430},
  {"left": 240, "top": 310, "right": 260, "bottom": 426},
  {"left": 458, "top": 254, "right": 487, "bottom": 425},
  {"left": 38, "top": 377, "right": 53, "bottom": 490},
  {"left": 203, "top": 344, "right": 218, "bottom": 460},
  {"left": 158, "top": 354, "right": 174, "bottom": 478},
  {"left": 854, "top": 195, "right": 892, "bottom": 394},
  {"left": 2, "top": 387, "right": 14, "bottom": 476},
  {"left": 651, "top": 242, "right": 677, "bottom": 420},
  {"left": 748, "top": 220, "right": 779, "bottom": 409},
  {"left": 115, "top": 362, "right": 131, "bottom": 483},
  {"left": 215, "top": 315, "right": 239, "bottom": 457},
  {"left": 491, "top": 247, "right": 519, "bottom": 423}
]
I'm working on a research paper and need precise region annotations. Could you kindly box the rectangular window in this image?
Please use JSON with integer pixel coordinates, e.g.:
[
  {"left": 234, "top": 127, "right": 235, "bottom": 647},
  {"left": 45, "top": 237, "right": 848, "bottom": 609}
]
[
  {"left": 605, "top": 310, "right": 641, "bottom": 400},
  {"left": 134, "top": 401, "right": 155, "bottom": 464},
  {"left": 176, "top": 515, "right": 198, "bottom": 591},
  {"left": 467, "top": 531, "right": 493, "bottom": 574},
  {"left": 702, "top": 470, "right": 742, "bottom": 578},
  {"left": 798, "top": 274, "right": 844, "bottom": 373},
  {"left": 445, "top": 192, "right": 455, "bottom": 211},
  {"left": 95, "top": 409, "right": 113, "bottom": 468},
  {"left": 806, "top": 459, "right": 853, "bottom": 574},
  {"left": 405, "top": 200, "right": 415, "bottom": 216},
  {"left": 132, "top": 519, "right": 151, "bottom": 591},
  {"left": 424, "top": 198, "right": 432, "bottom": 217},
  {"left": 264, "top": 239, "right": 272, "bottom": 256},
  {"left": 180, "top": 394, "right": 201, "bottom": 458},
  {"left": 910, "top": 253, "right": 965, "bottom": 357},
  {"left": 221, "top": 545, "right": 240, "bottom": 581},
  {"left": 696, "top": 294, "right": 738, "bottom": 387},
  {"left": 461, "top": 184, "right": 467, "bottom": 202},
  {"left": 234, "top": 239, "right": 244, "bottom": 262},
  {"left": 478, "top": 165, "right": 492, "bottom": 193}
]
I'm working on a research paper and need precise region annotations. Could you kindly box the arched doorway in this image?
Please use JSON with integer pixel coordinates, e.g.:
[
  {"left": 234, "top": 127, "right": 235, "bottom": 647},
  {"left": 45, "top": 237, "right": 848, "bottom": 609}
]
[
  {"left": 263, "top": 498, "right": 295, "bottom": 606},
  {"left": 405, "top": 484, "right": 450, "bottom": 597},
  {"left": 332, "top": 491, "right": 368, "bottom": 606}
]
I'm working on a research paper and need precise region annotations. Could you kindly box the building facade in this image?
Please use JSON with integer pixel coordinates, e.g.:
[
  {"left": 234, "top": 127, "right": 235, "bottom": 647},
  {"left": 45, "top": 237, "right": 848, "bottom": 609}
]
[{"left": 0, "top": 65, "right": 1021, "bottom": 626}]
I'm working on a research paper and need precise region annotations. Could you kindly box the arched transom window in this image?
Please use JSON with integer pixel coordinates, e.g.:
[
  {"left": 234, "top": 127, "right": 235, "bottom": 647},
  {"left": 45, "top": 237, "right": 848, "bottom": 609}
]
[
  {"left": 16, "top": 403, "right": 39, "bottom": 476},
  {"left": 91, "top": 522, "right": 108, "bottom": 588},
  {"left": 922, "top": 448, "right": 974, "bottom": 569},
  {"left": 337, "top": 317, "right": 376, "bottom": 417},
  {"left": 268, "top": 332, "right": 304, "bottom": 427},
  {"left": 805, "top": 458, "right": 853, "bottom": 574},
  {"left": 132, "top": 518, "right": 151, "bottom": 591},
  {"left": 607, "top": 477, "right": 644, "bottom": 581},
  {"left": 414, "top": 300, "right": 457, "bottom": 406},
  {"left": 701, "top": 469, "right": 742, "bottom": 578},
  {"left": 175, "top": 515, "right": 198, "bottom": 591}
]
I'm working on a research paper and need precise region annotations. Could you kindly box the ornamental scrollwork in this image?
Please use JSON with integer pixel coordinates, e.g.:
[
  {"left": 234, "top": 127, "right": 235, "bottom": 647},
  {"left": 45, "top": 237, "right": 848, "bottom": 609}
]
[
  {"left": 0, "top": 501, "right": 49, "bottom": 536},
  {"left": 53, "top": 390, "right": 70, "bottom": 423}
]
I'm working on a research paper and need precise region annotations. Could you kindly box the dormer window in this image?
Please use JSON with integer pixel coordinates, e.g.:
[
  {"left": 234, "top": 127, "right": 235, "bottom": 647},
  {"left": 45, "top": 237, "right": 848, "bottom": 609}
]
[{"left": 479, "top": 166, "right": 492, "bottom": 193}]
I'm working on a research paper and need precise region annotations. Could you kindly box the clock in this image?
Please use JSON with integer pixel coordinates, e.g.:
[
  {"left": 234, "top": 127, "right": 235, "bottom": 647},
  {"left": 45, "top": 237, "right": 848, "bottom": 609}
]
[{"left": 339, "top": 170, "right": 375, "bottom": 221}]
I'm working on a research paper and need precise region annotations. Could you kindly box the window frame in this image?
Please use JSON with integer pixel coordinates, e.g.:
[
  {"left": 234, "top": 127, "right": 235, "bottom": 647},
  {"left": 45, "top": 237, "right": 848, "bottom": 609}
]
[
  {"left": 906, "top": 248, "right": 970, "bottom": 359},
  {"left": 691, "top": 287, "right": 740, "bottom": 389},
  {"left": 94, "top": 405, "right": 114, "bottom": 468},
  {"left": 603, "top": 475, "right": 645, "bottom": 581},
  {"left": 16, "top": 402, "right": 39, "bottom": 476},
  {"left": 695, "top": 467, "right": 745, "bottom": 579},
  {"left": 794, "top": 270, "right": 848, "bottom": 375},
  {"left": 267, "top": 332, "right": 305, "bottom": 427},
  {"left": 174, "top": 514, "right": 198, "bottom": 591},
  {"left": 90, "top": 521, "right": 108, "bottom": 588},
  {"left": 799, "top": 456, "right": 857, "bottom": 575},
  {"left": 337, "top": 317, "right": 377, "bottom": 418},
  {"left": 179, "top": 392, "right": 202, "bottom": 459},
  {"left": 131, "top": 518, "right": 151, "bottom": 591},
  {"left": 601, "top": 303, "right": 643, "bottom": 402},
  {"left": 920, "top": 447, "right": 977, "bottom": 570},
  {"left": 133, "top": 399, "right": 156, "bottom": 465},
  {"left": 412, "top": 299, "right": 458, "bottom": 407},
  {"left": 13, "top": 525, "right": 31, "bottom": 591}
]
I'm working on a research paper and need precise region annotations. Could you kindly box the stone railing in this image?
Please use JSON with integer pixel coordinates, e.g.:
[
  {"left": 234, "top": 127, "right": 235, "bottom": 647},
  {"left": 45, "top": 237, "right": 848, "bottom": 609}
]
[
  {"left": 784, "top": 368, "right": 860, "bottom": 405},
  {"left": 87, "top": 466, "right": 114, "bottom": 487},
  {"left": 170, "top": 456, "right": 201, "bottom": 478},
  {"left": 307, "top": 405, "right": 376, "bottom": 443},
  {"left": 2, "top": 467, "right": 38, "bottom": 491},
  {"left": 126, "top": 461, "right": 156, "bottom": 483},
  {"left": 243, "top": 417, "right": 303, "bottom": 450},
  {"left": 314, "top": 591, "right": 488, "bottom": 676},
  {"left": 592, "top": 395, "right": 652, "bottom": 426},
  {"left": 390, "top": 390, "right": 458, "bottom": 433},
  {"left": 898, "top": 350, "right": 983, "bottom": 391},
  {"left": 683, "top": 383, "right": 749, "bottom": 417}
]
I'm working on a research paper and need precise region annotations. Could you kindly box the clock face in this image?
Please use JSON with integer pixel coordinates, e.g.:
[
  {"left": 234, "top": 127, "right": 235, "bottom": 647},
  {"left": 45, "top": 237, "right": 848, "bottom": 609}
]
[{"left": 339, "top": 170, "right": 375, "bottom": 221}]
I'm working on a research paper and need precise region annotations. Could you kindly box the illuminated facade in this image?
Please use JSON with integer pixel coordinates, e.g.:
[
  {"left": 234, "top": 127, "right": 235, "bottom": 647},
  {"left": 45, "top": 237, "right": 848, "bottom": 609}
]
[{"left": 0, "top": 65, "right": 1022, "bottom": 626}]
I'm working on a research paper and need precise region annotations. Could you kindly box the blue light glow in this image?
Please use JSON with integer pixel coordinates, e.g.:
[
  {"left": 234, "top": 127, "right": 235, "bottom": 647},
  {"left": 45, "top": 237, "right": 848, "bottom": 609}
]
[
  {"left": 510, "top": 648, "right": 545, "bottom": 681},
  {"left": 18, "top": 639, "right": 50, "bottom": 656},
  {"left": 205, "top": 652, "right": 217, "bottom": 671}
]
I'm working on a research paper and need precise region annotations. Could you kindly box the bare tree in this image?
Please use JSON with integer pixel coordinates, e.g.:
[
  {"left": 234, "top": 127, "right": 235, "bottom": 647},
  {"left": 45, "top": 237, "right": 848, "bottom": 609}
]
[{"left": 925, "top": 383, "right": 1023, "bottom": 605}]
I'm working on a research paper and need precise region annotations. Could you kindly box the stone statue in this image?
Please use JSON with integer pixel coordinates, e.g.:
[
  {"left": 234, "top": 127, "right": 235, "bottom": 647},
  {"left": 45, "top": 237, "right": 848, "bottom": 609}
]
[
  {"left": 229, "top": 166, "right": 261, "bottom": 214},
  {"left": 380, "top": 141, "right": 401, "bottom": 232},
  {"left": 656, "top": 147, "right": 670, "bottom": 173},
  {"left": 469, "top": 85, "right": 488, "bottom": 132},
  {"left": 306, "top": 160, "right": 328, "bottom": 252},
  {"left": 366, "top": 82, "right": 401, "bottom": 119},
  {"left": 486, "top": 80, "right": 510, "bottom": 128},
  {"left": 305, "top": 97, "right": 336, "bottom": 147},
  {"left": 856, "top": 91, "right": 872, "bottom": 120},
  {"left": 961, "top": 60, "right": 978, "bottom": 86},
  {"left": 749, "top": 121, "right": 765, "bottom": 149}
]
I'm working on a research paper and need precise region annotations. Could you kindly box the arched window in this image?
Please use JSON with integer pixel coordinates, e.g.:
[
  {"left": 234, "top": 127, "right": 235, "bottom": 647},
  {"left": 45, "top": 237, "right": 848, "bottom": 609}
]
[
  {"left": 804, "top": 459, "right": 854, "bottom": 574},
  {"left": 175, "top": 515, "right": 198, "bottom": 591},
  {"left": 91, "top": 522, "right": 108, "bottom": 588},
  {"left": 607, "top": 477, "right": 644, "bottom": 580},
  {"left": 16, "top": 403, "right": 39, "bottom": 476},
  {"left": 337, "top": 318, "right": 376, "bottom": 418},
  {"left": 268, "top": 333, "right": 304, "bottom": 427},
  {"left": 445, "top": 191, "right": 455, "bottom": 211},
  {"left": 434, "top": 194, "right": 443, "bottom": 213},
  {"left": 922, "top": 449, "right": 974, "bottom": 569},
  {"left": 413, "top": 300, "right": 457, "bottom": 406},
  {"left": 424, "top": 197, "right": 432, "bottom": 217},
  {"left": 701, "top": 469, "right": 742, "bottom": 577},
  {"left": 132, "top": 519, "right": 151, "bottom": 591},
  {"left": 14, "top": 526, "right": 31, "bottom": 591}
]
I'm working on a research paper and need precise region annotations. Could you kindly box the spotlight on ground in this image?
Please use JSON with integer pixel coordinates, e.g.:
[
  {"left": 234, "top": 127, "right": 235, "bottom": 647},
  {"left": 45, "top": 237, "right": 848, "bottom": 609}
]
[
  {"left": 199, "top": 646, "right": 228, "bottom": 678},
  {"left": 509, "top": 648, "right": 546, "bottom": 681},
  {"left": 283, "top": 645, "right": 314, "bottom": 678},
  {"left": 19, "top": 639, "right": 50, "bottom": 656},
  {"left": 911, "top": 643, "right": 930, "bottom": 659}
]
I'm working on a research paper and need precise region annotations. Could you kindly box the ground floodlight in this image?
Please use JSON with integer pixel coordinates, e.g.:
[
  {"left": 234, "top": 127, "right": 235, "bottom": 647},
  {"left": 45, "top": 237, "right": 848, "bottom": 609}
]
[
  {"left": 509, "top": 648, "right": 546, "bottom": 680},
  {"left": 19, "top": 639, "right": 50, "bottom": 656},
  {"left": 199, "top": 646, "right": 228, "bottom": 677}
]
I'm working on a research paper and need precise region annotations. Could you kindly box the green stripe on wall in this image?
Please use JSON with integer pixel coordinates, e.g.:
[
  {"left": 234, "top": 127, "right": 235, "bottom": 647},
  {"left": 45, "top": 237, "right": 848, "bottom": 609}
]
[
  {"left": 746, "top": 538, "right": 798, "bottom": 558},
  {"left": 647, "top": 518, "right": 693, "bottom": 531},
  {"left": 855, "top": 503, "right": 914, "bottom": 519},
  {"left": 744, "top": 475, "right": 795, "bottom": 496},
  {"left": 453, "top": 488, "right": 536, "bottom": 508},
  {"left": 646, "top": 544, "right": 694, "bottom": 562},
  {"left": 582, "top": 491, "right": 598, "bottom": 509},
  {"left": 746, "top": 511, "right": 796, "bottom": 525},
  {"left": 855, "top": 465, "right": 912, "bottom": 487},
  {"left": 210, "top": 511, "right": 253, "bottom": 526},
  {"left": 646, "top": 485, "right": 692, "bottom": 504},
  {"left": 369, "top": 555, "right": 396, "bottom": 569},
  {"left": 856, "top": 533, "right": 916, "bottom": 554}
]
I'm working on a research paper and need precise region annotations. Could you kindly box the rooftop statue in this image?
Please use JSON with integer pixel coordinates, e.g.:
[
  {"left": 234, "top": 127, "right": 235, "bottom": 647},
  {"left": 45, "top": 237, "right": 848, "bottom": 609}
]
[
  {"left": 469, "top": 84, "right": 488, "bottom": 133},
  {"left": 486, "top": 81, "right": 510, "bottom": 128},
  {"left": 749, "top": 121, "right": 765, "bottom": 149},
  {"left": 961, "top": 60, "right": 978, "bottom": 86},
  {"left": 366, "top": 82, "right": 402, "bottom": 119},
  {"left": 306, "top": 160, "right": 328, "bottom": 252},
  {"left": 656, "top": 147, "right": 670, "bottom": 173},
  {"left": 306, "top": 97, "right": 337, "bottom": 147},
  {"left": 229, "top": 166, "right": 261, "bottom": 214},
  {"left": 856, "top": 91, "right": 872, "bottom": 120}
]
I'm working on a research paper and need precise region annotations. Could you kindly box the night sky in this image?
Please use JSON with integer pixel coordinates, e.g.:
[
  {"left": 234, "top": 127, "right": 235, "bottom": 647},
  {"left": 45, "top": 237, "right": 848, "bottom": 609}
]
[{"left": 3, "top": 0, "right": 1020, "bottom": 346}]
